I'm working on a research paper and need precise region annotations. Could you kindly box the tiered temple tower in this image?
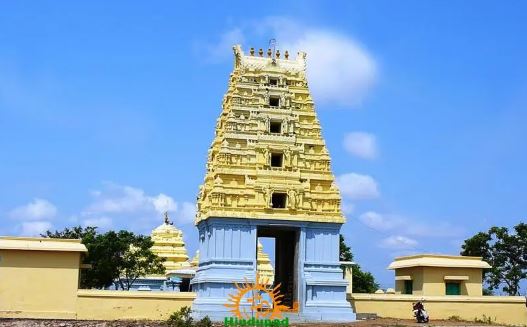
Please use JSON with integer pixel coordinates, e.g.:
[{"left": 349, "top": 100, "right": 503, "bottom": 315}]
[
  {"left": 191, "top": 45, "right": 355, "bottom": 321},
  {"left": 124, "top": 213, "right": 191, "bottom": 291},
  {"left": 256, "top": 241, "right": 275, "bottom": 286},
  {"left": 151, "top": 213, "right": 191, "bottom": 272}
]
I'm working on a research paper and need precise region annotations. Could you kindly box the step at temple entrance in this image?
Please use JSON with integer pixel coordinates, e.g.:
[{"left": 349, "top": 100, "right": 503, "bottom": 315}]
[{"left": 190, "top": 45, "right": 356, "bottom": 322}]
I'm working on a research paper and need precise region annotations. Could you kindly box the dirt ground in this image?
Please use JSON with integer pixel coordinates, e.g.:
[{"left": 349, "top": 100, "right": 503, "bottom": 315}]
[{"left": 0, "top": 318, "right": 510, "bottom": 327}]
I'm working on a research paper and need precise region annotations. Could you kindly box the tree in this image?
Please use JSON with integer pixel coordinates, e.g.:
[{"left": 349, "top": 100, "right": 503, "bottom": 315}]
[
  {"left": 352, "top": 268, "right": 378, "bottom": 294},
  {"left": 339, "top": 234, "right": 353, "bottom": 262},
  {"left": 42, "top": 225, "right": 98, "bottom": 240},
  {"left": 117, "top": 233, "right": 165, "bottom": 290},
  {"left": 43, "top": 226, "right": 165, "bottom": 290},
  {"left": 340, "top": 234, "right": 379, "bottom": 293},
  {"left": 461, "top": 223, "right": 527, "bottom": 295}
]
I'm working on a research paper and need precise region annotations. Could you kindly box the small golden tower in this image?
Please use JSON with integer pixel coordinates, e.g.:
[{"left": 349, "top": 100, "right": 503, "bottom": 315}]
[
  {"left": 190, "top": 250, "right": 200, "bottom": 267},
  {"left": 256, "top": 241, "right": 274, "bottom": 285},
  {"left": 150, "top": 212, "right": 190, "bottom": 272}
]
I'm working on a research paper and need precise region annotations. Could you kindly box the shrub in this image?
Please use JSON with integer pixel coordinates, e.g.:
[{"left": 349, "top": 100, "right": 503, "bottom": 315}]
[
  {"left": 167, "top": 306, "right": 193, "bottom": 327},
  {"left": 474, "top": 314, "right": 495, "bottom": 324},
  {"left": 166, "top": 307, "right": 212, "bottom": 327},
  {"left": 195, "top": 316, "right": 212, "bottom": 327}
]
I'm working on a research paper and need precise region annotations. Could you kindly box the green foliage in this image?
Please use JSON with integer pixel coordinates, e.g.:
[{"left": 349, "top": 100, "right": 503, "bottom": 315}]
[
  {"left": 166, "top": 307, "right": 211, "bottom": 327},
  {"left": 482, "top": 287, "right": 494, "bottom": 295},
  {"left": 339, "top": 234, "right": 353, "bottom": 262},
  {"left": 195, "top": 316, "right": 212, "bottom": 327},
  {"left": 42, "top": 225, "right": 98, "bottom": 240},
  {"left": 167, "top": 307, "right": 193, "bottom": 327},
  {"left": 461, "top": 222, "right": 527, "bottom": 295},
  {"left": 116, "top": 231, "right": 166, "bottom": 290},
  {"left": 43, "top": 226, "right": 165, "bottom": 290},
  {"left": 352, "top": 268, "right": 379, "bottom": 293},
  {"left": 340, "top": 234, "right": 379, "bottom": 293}
]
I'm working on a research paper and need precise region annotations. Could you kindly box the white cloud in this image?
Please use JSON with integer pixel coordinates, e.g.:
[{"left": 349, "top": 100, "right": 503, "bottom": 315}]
[
  {"left": 210, "top": 17, "right": 377, "bottom": 107},
  {"left": 85, "top": 183, "right": 178, "bottom": 215},
  {"left": 86, "top": 184, "right": 149, "bottom": 213},
  {"left": 82, "top": 216, "right": 112, "bottom": 229},
  {"left": 336, "top": 173, "right": 380, "bottom": 200},
  {"left": 406, "top": 222, "right": 464, "bottom": 238},
  {"left": 359, "top": 211, "right": 404, "bottom": 231},
  {"left": 175, "top": 202, "right": 196, "bottom": 224},
  {"left": 281, "top": 30, "right": 377, "bottom": 107},
  {"left": 151, "top": 193, "right": 178, "bottom": 214},
  {"left": 9, "top": 198, "right": 57, "bottom": 220},
  {"left": 343, "top": 132, "right": 378, "bottom": 159},
  {"left": 206, "top": 28, "right": 245, "bottom": 62},
  {"left": 20, "top": 221, "right": 53, "bottom": 236},
  {"left": 380, "top": 235, "right": 418, "bottom": 249},
  {"left": 358, "top": 210, "right": 463, "bottom": 239},
  {"left": 82, "top": 183, "right": 194, "bottom": 227}
]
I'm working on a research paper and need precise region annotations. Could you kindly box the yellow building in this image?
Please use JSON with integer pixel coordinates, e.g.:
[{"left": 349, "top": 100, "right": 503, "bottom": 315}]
[
  {"left": 388, "top": 254, "right": 491, "bottom": 296},
  {"left": 150, "top": 212, "right": 191, "bottom": 272},
  {"left": 0, "top": 236, "right": 87, "bottom": 319}
]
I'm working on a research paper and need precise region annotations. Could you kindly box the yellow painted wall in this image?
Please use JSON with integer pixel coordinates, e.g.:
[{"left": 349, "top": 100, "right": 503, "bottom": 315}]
[
  {"left": 2, "top": 244, "right": 525, "bottom": 324},
  {"left": 0, "top": 250, "right": 81, "bottom": 319},
  {"left": 76, "top": 290, "right": 196, "bottom": 320},
  {"left": 422, "top": 267, "right": 482, "bottom": 296},
  {"left": 350, "top": 294, "right": 527, "bottom": 325},
  {"left": 395, "top": 267, "right": 424, "bottom": 295},
  {"left": 394, "top": 267, "right": 483, "bottom": 296}
]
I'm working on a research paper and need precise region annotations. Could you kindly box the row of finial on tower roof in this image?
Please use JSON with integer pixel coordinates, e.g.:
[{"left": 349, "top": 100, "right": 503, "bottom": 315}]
[{"left": 249, "top": 47, "right": 290, "bottom": 59}]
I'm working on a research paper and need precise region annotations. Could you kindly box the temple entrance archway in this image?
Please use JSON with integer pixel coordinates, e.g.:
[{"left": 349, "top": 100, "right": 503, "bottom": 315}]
[{"left": 257, "top": 226, "right": 299, "bottom": 310}]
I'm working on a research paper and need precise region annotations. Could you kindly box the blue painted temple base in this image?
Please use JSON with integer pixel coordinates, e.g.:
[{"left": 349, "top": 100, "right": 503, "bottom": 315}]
[{"left": 190, "top": 218, "right": 356, "bottom": 322}]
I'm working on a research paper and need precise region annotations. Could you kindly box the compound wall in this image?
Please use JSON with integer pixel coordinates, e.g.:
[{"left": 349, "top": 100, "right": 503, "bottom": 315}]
[
  {"left": 76, "top": 290, "right": 195, "bottom": 320},
  {"left": 350, "top": 293, "right": 527, "bottom": 325}
]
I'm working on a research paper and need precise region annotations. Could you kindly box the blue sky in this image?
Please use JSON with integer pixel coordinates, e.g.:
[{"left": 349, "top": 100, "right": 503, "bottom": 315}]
[{"left": 1, "top": 1, "right": 526, "bottom": 290}]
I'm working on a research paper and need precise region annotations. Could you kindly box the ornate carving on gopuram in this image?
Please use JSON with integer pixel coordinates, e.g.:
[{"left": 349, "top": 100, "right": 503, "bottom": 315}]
[{"left": 196, "top": 45, "right": 344, "bottom": 224}]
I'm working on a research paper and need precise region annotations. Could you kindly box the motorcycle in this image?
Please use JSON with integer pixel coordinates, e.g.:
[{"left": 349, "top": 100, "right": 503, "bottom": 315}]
[{"left": 412, "top": 301, "right": 429, "bottom": 323}]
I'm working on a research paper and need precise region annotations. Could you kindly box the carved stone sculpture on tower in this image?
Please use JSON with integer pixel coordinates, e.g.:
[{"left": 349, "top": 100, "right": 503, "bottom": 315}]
[{"left": 195, "top": 44, "right": 344, "bottom": 224}]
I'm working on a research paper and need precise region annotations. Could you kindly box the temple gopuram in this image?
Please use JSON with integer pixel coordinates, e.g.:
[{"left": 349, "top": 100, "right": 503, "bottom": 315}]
[
  {"left": 150, "top": 212, "right": 191, "bottom": 272},
  {"left": 191, "top": 45, "right": 355, "bottom": 321},
  {"left": 122, "top": 213, "right": 192, "bottom": 291},
  {"left": 257, "top": 241, "right": 274, "bottom": 286}
]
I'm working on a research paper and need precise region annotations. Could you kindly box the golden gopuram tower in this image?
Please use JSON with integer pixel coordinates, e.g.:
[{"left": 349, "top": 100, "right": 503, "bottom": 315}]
[
  {"left": 191, "top": 45, "right": 355, "bottom": 322},
  {"left": 195, "top": 45, "right": 344, "bottom": 223}
]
